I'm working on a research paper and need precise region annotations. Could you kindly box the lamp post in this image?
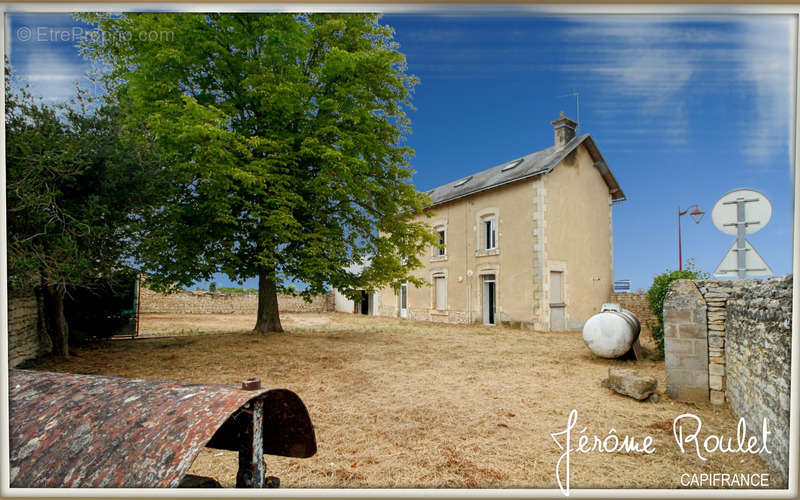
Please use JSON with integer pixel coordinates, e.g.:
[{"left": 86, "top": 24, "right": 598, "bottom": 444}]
[{"left": 678, "top": 204, "right": 705, "bottom": 270}]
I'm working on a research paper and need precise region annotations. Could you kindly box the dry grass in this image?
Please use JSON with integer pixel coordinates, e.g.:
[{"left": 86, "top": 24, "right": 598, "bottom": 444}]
[
  {"left": 32, "top": 312, "right": 774, "bottom": 489},
  {"left": 135, "top": 313, "right": 332, "bottom": 337}
]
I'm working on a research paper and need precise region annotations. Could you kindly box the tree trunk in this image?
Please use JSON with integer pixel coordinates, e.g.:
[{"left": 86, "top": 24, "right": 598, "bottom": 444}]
[
  {"left": 41, "top": 281, "right": 69, "bottom": 357},
  {"left": 253, "top": 268, "right": 283, "bottom": 333}
]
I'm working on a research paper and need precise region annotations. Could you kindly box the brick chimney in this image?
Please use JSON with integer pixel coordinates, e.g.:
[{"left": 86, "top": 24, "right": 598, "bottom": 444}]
[{"left": 551, "top": 111, "right": 578, "bottom": 148}]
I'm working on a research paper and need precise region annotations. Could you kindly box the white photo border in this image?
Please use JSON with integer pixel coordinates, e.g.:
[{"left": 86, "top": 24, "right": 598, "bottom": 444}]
[{"left": 0, "top": 3, "right": 797, "bottom": 498}]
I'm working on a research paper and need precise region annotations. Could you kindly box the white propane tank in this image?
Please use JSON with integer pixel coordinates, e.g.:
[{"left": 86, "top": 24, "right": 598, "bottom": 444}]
[{"left": 582, "top": 303, "right": 642, "bottom": 358}]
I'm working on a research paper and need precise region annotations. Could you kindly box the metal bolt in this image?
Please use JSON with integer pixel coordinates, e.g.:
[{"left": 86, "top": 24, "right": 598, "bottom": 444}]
[{"left": 241, "top": 378, "right": 261, "bottom": 390}]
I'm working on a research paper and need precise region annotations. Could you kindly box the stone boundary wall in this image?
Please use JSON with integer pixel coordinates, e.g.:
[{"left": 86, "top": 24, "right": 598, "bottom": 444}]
[
  {"left": 139, "top": 287, "right": 335, "bottom": 314},
  {"left": 664, "top": 275, "right": 792, "bottom": 485},
  {"left": 723, "top": 276, "right": 792, "bottom": 485},
  {"left": 610, "top": 292, "right": 656, "bottom": 338},
  {"left": 8, "top": 291, "right": 52, "bottom": 368}
]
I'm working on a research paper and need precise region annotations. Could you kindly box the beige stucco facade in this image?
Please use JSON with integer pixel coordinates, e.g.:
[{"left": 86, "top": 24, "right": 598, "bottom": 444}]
[{"left": 376, "top": 118, "right": 622, "bottom": 331}]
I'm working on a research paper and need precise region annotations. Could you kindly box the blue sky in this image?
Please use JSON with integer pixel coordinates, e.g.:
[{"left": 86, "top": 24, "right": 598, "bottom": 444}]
[{"left": 6, "top": 12, "right": 796, "bottom": 292}]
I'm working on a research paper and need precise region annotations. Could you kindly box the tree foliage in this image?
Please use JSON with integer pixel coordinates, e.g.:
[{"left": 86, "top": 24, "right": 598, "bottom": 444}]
[
  {"left": 78, "top": 13, "right": 436, "bottom": 333},
  {"left": 5, "top": 77, "right": 165, "bottom": 355},
  {"left": 647, "top": 260, "right": 709, "bottom": 357}
]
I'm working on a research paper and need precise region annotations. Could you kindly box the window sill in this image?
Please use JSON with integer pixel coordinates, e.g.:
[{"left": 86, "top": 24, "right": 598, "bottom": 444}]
[
  {"left": 430, "top": 255, "right": 448, "bottom": 262},
  {"left": 475, "top": 249, "right": 500, "bottom": 257},
  {"left": 430, "top": 310, "right": 449, "bottom": 316}
]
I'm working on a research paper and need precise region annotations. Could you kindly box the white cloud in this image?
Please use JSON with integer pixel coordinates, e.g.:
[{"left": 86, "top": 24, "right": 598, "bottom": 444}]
[
  {"left": 6, "top": 13, "right": 100, "bottom": 103},
  {"left": 736, "top": 17, "right": 794, "bottom": 166},
  {"left": 556, "top": 16, "right": 793, "bottom": 167},
  {"left": 562, "top": 16, "right": 746, "bottom": 45},
  {"left": 403, "top": 28, "right": 466, "bottom": 43},
  {"left": 10, "top": 46, "right": 94, "bottom": 103}
]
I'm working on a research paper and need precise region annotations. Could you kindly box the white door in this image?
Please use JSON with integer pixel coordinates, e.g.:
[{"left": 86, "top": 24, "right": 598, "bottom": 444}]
[
  {"left": 482, "top": 274, "right": 496, "bottom": 325},
  {"left": 550, "top": 271, "right": 565, "bottom": 330},
  {"left": 434, "top": 277, "right": 447, "bottom": 311},
  {"left": 400, "top": 283, "right": 408, "bottom": 319}
]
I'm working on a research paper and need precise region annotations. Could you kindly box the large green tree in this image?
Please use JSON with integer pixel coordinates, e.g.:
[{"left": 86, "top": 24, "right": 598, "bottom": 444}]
[
  {"left": 5, "top": 81, "right": 166, "bottom": 356},
  {"left": 80, "top": 13, "right": 435, "bottom": 333}
]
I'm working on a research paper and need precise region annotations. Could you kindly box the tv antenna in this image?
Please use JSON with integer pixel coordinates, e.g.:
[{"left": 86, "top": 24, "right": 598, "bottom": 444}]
[{"left": 557, "top": 91, "right": 580, "bottom": 131}]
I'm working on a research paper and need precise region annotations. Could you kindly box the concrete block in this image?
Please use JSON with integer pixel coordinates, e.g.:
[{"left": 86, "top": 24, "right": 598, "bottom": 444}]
[
  {"left": 666, "top": 338, "right": 696, "bottom": 355},
  {"left": 710, "top": 390, "right": 726, "bottom": 405},
  {"left": 679, "top": 355, "right": 708, "bottom": 371},
  {"left": 667, "top": 384, "right": 710, "bottom": 403},
  {"left": 709, "top": 374, "right": 724, "bottom": 390},
  {"left": 678, "top": 323, "right": 702, "bottom": 338},
  {"left": 667, "top": 369, "right": 708, "bottom": 391},
  {"left": 665, "top": 352, "right": 679, "bottom": 369},
  {"left": 667, "top": 351, "right": 705, "bottom": 371},
  {"left": 668, "top": 310, "right": 691, "bottom": 321}
]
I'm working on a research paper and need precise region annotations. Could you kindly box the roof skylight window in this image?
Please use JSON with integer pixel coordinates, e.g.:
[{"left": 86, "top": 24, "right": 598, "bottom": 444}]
[
  {"left": 453, "top": 176, "right": 473, "bottom": 187},
  {"left": 501, "top": 159, "right": 523, "bottom": 172}
]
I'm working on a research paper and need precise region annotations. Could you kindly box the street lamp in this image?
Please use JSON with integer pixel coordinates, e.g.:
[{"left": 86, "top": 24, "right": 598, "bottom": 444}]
[{"left": 678, "top": 204, "right": 705, "bottom": 270}]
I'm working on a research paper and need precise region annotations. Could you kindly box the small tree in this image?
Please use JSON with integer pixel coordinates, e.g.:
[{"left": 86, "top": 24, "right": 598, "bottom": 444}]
[{"left": 647, "top": 260, "right": 709, "bottom": 357}]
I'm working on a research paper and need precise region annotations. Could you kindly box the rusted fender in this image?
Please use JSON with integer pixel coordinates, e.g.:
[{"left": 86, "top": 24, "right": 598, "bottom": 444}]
[{"left": 8, "top": 369, "right": 316, "bottom": 488}]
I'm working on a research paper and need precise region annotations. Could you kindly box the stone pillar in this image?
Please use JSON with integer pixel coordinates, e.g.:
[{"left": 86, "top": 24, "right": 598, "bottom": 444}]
[
  {"left": 695, "top": 280, "right": 733, "bottom": 405},
  {"left": 663, "top": 280, "right": 709, "bottom": 402}
]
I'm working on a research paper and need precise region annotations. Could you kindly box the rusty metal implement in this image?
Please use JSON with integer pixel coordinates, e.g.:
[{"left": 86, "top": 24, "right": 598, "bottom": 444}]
[{"left": 8, "top": 369, "right": 316, "bottom": 488}]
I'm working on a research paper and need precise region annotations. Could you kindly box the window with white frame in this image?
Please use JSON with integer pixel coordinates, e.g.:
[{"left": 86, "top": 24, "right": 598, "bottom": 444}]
[
  {"left": 436, "top": 227, "right": 446, "bottom": 256},
  {"left": 482, "top": 216, "right": 497, "bottom": 250},
  {"left": 433, "top": 276, "right": 447, "bottom": 311}
]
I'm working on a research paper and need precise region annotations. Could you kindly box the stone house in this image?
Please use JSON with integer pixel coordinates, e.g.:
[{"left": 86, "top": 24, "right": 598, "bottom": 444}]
[{"left": 375, "top": 113, "right": 626, "bottom": 330}]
